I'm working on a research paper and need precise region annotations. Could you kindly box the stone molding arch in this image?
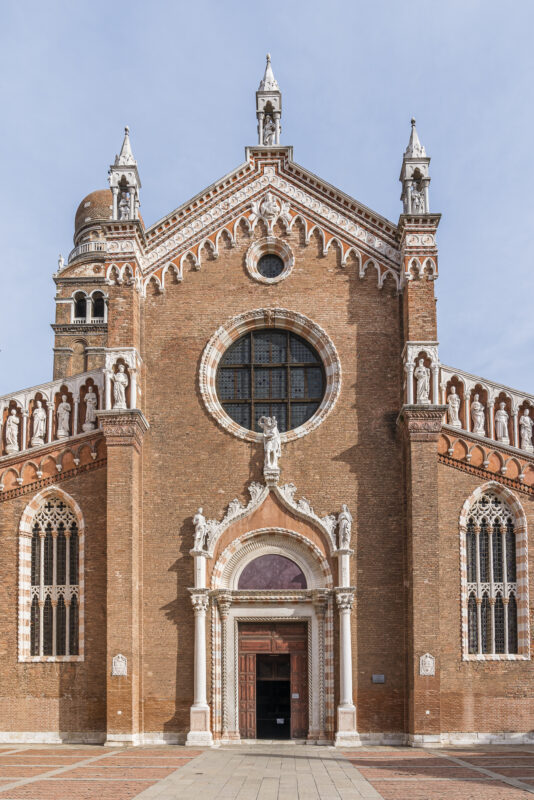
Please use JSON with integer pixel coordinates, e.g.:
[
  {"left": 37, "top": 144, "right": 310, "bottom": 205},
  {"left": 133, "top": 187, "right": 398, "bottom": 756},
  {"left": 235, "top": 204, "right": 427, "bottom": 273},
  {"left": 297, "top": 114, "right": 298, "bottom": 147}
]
[
  {"left": 458, "top": 480, "right": 529, "bottom": 660},
  {"left": 18, "top": 485, "right": 85, "bottom": 662},
  {"left": 211, "top": 528, "right": 334, "bottom": 590},
  {"left": 198, "top": 307, "right": 342, "bottom": 444}
]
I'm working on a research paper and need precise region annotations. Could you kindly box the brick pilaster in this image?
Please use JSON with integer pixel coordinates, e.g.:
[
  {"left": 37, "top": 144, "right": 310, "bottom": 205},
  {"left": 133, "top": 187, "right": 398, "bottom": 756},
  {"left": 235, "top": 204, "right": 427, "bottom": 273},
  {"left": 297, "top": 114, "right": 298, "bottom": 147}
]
[
  {"left": 97, "top": 409, "right": 149, "bottom": 745},
  {"left": 399, "top": 405, "right": 446, "bottom": 742}
]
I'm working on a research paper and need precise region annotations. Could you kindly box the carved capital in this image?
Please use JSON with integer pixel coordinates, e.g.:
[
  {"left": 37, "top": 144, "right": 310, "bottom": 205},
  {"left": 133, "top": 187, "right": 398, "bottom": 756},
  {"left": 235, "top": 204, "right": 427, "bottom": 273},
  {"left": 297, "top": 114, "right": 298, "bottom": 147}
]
[
  {"left": 189, "top": 589, "right": 210, "bottom": 615},
  {"left": 398, "top": 405, "right": 447, "bottom": 442},
  {"left": 335, "top": 588, "right": 355, "bottom": 612},
  {"left": 216, "top": 592, "right": 232, "bottom": 620},
  {"left": 312, "top": 589, "right": 330, "bottom": 617},
  {"left": 97, "top": 409, "right": 149, "bottom": 451}
]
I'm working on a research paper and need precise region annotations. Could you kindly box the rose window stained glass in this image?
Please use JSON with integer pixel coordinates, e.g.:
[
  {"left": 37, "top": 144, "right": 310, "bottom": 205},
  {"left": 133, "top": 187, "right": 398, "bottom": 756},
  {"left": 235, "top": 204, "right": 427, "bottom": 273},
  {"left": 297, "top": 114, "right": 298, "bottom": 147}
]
[{"left": 216, "top": 329, "right": 325, "bottom": 433}]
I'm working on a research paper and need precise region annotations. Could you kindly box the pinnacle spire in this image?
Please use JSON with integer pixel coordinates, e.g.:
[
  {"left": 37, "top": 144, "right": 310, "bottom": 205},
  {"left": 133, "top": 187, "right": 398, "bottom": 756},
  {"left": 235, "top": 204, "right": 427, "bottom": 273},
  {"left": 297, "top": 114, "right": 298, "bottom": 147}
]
[
  {"left": 256, "top": 54, "right": 282, "bottom": 146},
  {"left": 258, "top": 53, "right": 279, "bottom": 92},
  {"left": 109, "top": 126, "right": 141, "bottom": 221},
  {"left": 115, "top": 125, "right": 137, "bottom": 167},
  {"left": 404, "top": 118, "right": 426, "bottom": 159}
]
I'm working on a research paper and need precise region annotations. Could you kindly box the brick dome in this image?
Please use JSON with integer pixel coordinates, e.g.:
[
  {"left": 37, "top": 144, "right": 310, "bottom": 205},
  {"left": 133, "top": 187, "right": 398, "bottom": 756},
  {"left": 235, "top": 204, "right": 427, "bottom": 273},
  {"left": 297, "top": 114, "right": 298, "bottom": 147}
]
[{"left": 74, "top": 189, "right": 113, "bottom": 238}]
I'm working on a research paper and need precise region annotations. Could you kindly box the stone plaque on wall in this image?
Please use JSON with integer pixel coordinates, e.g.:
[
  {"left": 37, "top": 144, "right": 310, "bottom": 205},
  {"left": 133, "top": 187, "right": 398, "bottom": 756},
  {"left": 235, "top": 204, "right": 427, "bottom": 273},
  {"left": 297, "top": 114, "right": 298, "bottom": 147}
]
[
  {"left": 112, "top": 653, "right": 127, "bottom": 676},
  {"left": 419, "top": 653, "right": 435, "bottom": 676}
]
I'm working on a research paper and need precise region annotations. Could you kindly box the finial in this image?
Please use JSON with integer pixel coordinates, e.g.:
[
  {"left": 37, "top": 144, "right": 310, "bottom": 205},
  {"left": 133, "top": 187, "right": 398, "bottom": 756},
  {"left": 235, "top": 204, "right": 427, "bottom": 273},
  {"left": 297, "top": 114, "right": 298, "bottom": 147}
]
[
  {"left": 266, "top": 53, "right": 271, "bottom": 62},
  {"left": 411, "top": 117, "right": 416, "bottom": 127}
]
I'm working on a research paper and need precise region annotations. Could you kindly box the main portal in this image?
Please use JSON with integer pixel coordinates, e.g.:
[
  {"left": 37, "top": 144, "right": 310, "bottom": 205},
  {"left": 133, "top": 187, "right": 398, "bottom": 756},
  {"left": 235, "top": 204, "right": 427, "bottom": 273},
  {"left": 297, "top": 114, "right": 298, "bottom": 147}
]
[{"left": 238, "top": 622, "right": 308, "bottom": 740}]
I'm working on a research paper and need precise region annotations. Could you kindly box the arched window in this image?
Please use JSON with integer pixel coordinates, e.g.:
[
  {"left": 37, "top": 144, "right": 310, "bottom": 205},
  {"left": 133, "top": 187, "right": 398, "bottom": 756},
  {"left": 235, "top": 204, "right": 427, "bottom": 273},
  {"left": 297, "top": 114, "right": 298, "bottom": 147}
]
[
  {"left": 92, "top": 292, "right": 105, "bottom": 321},
  {"left": 24, "top": 494, "right": 82, "bottom": 659},
  {"left": 463, "top": 490, "right": 525, "bottom": 658},
  {"left": 73, "top": 292, "right": 87, "bottom": 321}
]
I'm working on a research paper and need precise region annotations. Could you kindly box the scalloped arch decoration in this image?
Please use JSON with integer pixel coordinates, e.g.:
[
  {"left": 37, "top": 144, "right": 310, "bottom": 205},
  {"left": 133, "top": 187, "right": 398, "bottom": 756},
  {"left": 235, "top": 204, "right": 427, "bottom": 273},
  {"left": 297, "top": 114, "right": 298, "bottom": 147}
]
[{"left": 199, "top": 308, "right": 342, "bottom": 444}]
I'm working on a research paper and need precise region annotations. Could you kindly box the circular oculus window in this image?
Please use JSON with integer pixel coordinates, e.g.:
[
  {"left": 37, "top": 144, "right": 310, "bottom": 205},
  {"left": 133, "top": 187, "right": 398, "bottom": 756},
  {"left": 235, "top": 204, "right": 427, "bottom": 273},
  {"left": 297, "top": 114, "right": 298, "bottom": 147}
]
[
  {"left": 245, "top": 237, "right": 293, "bottom": 284},
  {"left": 199, "top": 308, "right": 342, "bottom": 443}
]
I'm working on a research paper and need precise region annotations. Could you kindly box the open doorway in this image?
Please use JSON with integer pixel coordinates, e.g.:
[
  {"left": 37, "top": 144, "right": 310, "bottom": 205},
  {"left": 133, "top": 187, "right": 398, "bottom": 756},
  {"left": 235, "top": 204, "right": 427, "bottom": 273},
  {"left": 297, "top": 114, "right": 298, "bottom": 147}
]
[{"left": 256, "top": 654, "right": 290, "bottom": 739}]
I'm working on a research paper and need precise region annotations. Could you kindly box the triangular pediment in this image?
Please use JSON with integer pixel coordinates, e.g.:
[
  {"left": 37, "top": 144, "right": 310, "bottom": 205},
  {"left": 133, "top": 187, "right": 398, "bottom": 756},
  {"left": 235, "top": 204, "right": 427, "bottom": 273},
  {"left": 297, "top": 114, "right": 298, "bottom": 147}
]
[{"left": 119, "top": 148, "right": 400, "bottom": 291}]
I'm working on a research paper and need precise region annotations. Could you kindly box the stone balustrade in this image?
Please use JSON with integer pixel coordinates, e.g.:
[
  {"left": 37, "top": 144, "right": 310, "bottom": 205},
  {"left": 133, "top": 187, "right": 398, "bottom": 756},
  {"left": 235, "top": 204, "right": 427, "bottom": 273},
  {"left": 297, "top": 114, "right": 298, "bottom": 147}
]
[
  {"left": 440, "top": 365, "right": 534, "bottom": 454},
  {"left": 0, "top": 370, "right": 105, "bottom": 458},
  {"left": 67, "top": 240, "right": 108, "bottom": 264}
]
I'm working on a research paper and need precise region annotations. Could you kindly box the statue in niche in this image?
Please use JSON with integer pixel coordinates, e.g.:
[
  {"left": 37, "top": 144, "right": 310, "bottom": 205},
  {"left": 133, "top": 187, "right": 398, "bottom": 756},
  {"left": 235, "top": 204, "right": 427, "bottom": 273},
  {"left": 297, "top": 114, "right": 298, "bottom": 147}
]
[
  {"left": 83, "top": 388, "right": 98, "bottom": 432},
  {"left": 414, "top": 358, "right": 431, "bottom": 404},
  {"left": 111, "top": 364, "right": 129, "bottom": 410},
  {"left": 411, "top": 184, "right": 425, "bottom": 213},
  {"left": 31, "top": 401, "right": 47, "bottom": 446},
  {"left": 119, "top": 191, "right": 130, "bottom": 220},
  {"left": 471, "top": 394, "right": 486, "bottom": 436},
  {"left": 447, "top": 386, "right": 461, "bottom": 427},
  {"left": 520, "top": 409, "right": 534, "bottom": 452},
  {"left": 337, "top": 504, "right": 353, "bottom": 550},
  {"left": 259, "top": 415, "right": 281, "bottom": 470},
  {"left": 57, "top": 395, "right": 71, "bottom": 438},
  {"left": 5, "top": 409, "right": 20, "bottom": 453},
  {"left": 193, "top": 508, "right": 207, "bottom": 551},
  {"left": 495, "top": 402, "right": 510, "bottom": 444},
  {"left": 263, "top": 115, "right": 275, "bottom": 146}
]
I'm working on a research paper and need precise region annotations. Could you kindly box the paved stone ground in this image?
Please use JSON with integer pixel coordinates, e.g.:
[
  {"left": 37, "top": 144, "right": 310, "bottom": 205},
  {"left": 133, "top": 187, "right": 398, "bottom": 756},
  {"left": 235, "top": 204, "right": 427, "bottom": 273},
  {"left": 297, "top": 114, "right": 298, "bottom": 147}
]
[{"left": 0, "top": 744, "right": 534, "bottom": 799}]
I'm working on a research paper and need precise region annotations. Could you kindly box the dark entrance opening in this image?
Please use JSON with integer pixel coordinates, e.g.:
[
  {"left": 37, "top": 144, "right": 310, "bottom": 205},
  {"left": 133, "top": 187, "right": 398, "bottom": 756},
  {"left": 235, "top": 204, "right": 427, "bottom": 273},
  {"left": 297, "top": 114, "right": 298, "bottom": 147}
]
[{"left": 256, "top": 654, "right": 290, "bottom": 739}]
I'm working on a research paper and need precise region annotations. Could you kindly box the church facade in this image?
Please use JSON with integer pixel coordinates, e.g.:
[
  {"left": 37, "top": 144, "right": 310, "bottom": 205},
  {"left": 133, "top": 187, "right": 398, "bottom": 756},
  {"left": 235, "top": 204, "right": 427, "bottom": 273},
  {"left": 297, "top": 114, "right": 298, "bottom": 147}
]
[{"left": 1, "top": 56, "right": 533, "bottom": 747}]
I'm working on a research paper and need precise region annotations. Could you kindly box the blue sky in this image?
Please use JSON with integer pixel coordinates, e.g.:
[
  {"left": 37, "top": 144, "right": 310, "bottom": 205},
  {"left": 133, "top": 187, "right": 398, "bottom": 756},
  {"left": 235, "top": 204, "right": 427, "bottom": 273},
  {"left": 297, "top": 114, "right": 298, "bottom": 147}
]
[{"left": 1, "top": 0, "right": 533, "bottom": 395}]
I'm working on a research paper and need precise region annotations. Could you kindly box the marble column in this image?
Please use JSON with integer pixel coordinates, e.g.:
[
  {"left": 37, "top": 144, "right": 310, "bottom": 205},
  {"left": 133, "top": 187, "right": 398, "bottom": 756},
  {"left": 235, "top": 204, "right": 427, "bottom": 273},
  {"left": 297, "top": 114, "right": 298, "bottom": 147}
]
[
  {"left": 334, "top": 588, "right": 359, "bottom": 746},
  {"left": 186, "top": 589, "right": 213, "bottom": 746}
]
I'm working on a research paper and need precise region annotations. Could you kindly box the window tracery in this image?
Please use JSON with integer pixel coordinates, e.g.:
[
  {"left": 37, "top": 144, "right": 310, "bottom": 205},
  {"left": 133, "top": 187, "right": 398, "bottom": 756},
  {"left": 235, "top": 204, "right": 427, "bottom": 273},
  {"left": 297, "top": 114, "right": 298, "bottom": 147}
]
[
  {"left": 464, "top": 492, "right": 519, "bottom": 656},
  {"left": 27, "top": 496, "right": 80, "bottom": 658}
]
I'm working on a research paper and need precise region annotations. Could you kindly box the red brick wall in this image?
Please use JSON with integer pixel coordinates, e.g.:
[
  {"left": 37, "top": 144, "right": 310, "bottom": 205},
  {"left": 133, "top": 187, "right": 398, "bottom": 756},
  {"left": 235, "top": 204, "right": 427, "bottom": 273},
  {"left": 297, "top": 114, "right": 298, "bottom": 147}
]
[
  {"left": 438, "top": 462, "right": 534, "bottom": 733},
  {"left": 0, "top": 469, "right": 107, "bottom": 735}
]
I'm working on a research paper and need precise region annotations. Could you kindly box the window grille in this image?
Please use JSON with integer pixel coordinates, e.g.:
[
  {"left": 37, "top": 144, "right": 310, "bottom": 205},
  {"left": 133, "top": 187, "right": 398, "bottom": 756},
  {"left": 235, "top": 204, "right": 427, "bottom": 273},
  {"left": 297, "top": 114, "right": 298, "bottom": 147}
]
[
  {"left": 217, "top": 330, "right": 325, "bottom": 433},
  {"left": 465, "top": 492, "right": 518, "bottom": 655},
  {"left": 29, "top": 497, "right": 80, "bottom": 657}
]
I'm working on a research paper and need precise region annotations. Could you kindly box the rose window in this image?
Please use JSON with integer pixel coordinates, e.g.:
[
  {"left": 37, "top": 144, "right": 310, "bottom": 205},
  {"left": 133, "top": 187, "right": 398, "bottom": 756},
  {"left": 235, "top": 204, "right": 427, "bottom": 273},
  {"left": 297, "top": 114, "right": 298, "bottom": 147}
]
[{"left": 216, "top": 329, "right": 325, "bottom": 433}]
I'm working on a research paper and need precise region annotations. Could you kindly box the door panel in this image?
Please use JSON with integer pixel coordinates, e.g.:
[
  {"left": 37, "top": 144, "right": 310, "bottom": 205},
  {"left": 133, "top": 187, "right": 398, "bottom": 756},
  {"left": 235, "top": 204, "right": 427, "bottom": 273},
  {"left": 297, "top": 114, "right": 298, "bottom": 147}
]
[
  {"left": 290, "top": 651, "right": 308, "bottom": 738},
  {"left": 238, "top": 652, "right": 256, "bottom": 739}
]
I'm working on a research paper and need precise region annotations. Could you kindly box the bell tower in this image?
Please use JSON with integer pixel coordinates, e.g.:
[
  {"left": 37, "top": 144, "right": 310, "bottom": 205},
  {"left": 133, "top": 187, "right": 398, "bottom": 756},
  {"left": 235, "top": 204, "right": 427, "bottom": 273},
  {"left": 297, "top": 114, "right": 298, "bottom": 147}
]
[
  {"left": 256, "top": 54, "right": 282, "bottom": 146},
  {"left": 108, "top": 126, "right": 141, "bottom": 221}
]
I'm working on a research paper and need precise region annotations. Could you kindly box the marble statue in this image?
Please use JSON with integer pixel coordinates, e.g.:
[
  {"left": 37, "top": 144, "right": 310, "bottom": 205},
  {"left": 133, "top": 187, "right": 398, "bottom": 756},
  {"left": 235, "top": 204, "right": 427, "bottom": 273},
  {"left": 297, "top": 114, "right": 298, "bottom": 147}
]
[
  {"left": 260, "top": 191, "right": 280, "bottom": 221},
  {"left": 5, "top": 409, "right": 20, "bottom": 453},
  {"left": 119, "top": 192, "right": 130, "bottom": 221},
  {"left": 259, "top": 415, "right": 281, "bottom": 470},
  {"left": 263, "top": 115, "right": 275, "bottom": 146},
  {"left": 193, "top": 508, "right": 207, "bottom": 551},
  {"left": 31, "top": 401, "right": 47, "bottom": 446},
  {"left": 338, "top": 504, "right": 353, "bottom": 550},
  {"left": 495, "top": 402, "right": 510, "bottom": 444},
  {"left": 83, "top": 388, "right": 98, "bottom": 432},
  {"left": 57, "top": 253, "right": 64, "bottom": 271},
  {"left": 57, "top": 395, "right": 71, "bottom": 438},
  {"left": 447, "top": 386, "right": 461, "bottom": 427},
  {"left": 411, "top": 186, "right": 425, "bottom": 213},
  {"left": 520, "top": 409, "right": 534, "bottom": 452},
  {"left": 414, "top": 358, "right": 430, "bottom": 404},
  {"left": 111, "top": 365, "right": 129, "bottom": 410},
  {"left": 471, "top": 394, "right": 485, "bottom": 436}
]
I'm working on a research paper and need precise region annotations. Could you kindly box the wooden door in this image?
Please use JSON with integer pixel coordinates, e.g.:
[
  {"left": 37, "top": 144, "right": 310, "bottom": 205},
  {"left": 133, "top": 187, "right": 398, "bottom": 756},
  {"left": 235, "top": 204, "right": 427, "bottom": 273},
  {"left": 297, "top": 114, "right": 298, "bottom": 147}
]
[
  {"left": 238, "top": 652, "right": 256, "bottom": 739},
  {"left": 290, "top": 651, "right": 308, "bottom": 738},
  {"left": 238, "top": 622, "right": 308, "bottom": 739}
]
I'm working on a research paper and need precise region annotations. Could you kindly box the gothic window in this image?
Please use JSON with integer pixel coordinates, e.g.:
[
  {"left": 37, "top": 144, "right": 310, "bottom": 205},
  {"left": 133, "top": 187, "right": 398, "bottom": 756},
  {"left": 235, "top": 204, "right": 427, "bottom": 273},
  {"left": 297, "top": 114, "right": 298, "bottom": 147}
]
[
  {"left": 216, "top": 329, "right": 325, "bottom": 433},
  {"left": 464, "top": 491, "right": 520, "bottom": 656},
  {"left": 28, "top": 496, "right": 80, "bottom": 658}
]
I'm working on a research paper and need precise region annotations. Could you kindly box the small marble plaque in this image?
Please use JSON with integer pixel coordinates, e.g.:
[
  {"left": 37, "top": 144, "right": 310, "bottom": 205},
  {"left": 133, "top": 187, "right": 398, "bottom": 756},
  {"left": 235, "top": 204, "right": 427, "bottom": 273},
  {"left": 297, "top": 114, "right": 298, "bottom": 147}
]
[{"left": 112, "top": 653, "right": 127, "bottom": 677}]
